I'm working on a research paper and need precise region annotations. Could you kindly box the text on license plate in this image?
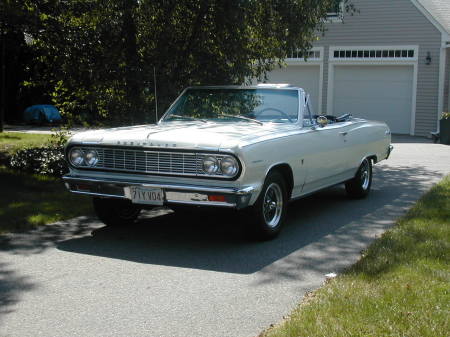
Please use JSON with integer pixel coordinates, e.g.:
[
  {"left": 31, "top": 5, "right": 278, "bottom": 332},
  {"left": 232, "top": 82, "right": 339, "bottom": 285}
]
[{"left": 124, "top": 187, "right": 164, "bottom": 205}]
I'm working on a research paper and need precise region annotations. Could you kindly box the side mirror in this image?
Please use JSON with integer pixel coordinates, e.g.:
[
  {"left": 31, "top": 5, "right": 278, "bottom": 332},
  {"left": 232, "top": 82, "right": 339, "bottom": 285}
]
[{"left": 316, "top": 115, "right": 328, "bottom": 127}]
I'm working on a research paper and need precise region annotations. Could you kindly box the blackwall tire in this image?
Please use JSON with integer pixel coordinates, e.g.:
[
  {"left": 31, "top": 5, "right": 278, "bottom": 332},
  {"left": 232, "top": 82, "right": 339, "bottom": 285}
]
[
  {"left": 345, "top": 158, "right": 373, "bottom": 199},
  {"left": 247, "top": 171, "right": 288, "bottom": 241}
]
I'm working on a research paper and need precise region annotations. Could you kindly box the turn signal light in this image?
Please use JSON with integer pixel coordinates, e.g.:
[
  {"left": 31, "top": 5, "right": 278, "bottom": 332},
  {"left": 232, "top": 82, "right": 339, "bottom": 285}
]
[{"left": 208, "top": 195, "right": 226, "bottom": 202}]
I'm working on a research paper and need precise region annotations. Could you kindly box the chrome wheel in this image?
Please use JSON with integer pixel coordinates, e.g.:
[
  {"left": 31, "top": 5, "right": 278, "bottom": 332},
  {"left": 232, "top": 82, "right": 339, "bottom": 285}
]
[
  {"left": 263, "top": 183, "right": 283, "bottom": 228},
  {"left": 345, "top": 158, "right": 372, "bottom": 199},
  {"left": 248, "top": 171, "right": 287, "bottom": 240},
  {"left": 360, "top": 159, "right": 370, "bottom": 190}
]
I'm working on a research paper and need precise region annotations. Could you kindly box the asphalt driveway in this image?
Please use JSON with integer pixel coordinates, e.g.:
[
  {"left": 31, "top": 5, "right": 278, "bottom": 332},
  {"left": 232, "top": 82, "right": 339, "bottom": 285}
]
[{"left": 1, "top": 136, "right": 449, "bottom": 337}]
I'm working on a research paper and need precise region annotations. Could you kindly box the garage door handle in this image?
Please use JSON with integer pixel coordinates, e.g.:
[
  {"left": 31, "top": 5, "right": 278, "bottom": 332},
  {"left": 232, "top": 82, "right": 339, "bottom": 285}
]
[{"left": 339, "top": 132, "right": 348, "bottom": 136}]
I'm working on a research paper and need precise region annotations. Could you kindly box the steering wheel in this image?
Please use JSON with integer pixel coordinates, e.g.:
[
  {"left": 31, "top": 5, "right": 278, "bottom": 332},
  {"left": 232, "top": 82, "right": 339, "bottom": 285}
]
[{"left": 254, "top": 107, "right": 294, "bottom": 123}]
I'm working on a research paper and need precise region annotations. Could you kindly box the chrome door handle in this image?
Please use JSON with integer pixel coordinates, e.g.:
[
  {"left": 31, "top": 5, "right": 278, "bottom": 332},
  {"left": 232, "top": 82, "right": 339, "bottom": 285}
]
[{"left": 339, "top": 132, "right": 348, "bottom": 136}]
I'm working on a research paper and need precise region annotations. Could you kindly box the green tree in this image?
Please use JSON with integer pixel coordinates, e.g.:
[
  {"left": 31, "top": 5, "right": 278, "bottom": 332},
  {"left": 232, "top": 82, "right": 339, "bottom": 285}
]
[
  {"left": 1, "top": 0, "right": 47, "bottom": 130},
  {"left": 7, "top": 0, "right": 351, "bottom": 126}
]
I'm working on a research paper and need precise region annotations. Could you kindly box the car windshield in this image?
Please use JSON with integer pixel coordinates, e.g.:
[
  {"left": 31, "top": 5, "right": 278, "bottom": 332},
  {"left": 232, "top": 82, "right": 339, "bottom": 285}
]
[{"left": 163, "top": 88, "right": 299, "bottom": 124}]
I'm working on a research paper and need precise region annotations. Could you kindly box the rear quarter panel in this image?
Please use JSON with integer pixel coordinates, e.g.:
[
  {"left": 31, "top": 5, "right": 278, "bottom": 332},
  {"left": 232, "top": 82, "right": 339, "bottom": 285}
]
[{"left": 346, "top": 120, "right": 391, "bottom": 171}]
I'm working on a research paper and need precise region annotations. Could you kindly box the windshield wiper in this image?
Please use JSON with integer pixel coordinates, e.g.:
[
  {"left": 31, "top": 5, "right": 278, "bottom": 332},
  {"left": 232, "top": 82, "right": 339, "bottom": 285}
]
[
  {"left": 167, "top": 114, "right": 207, "bottom": 123},
  {"left": 217, "top": 113, "right": 263, "bottom": 125}
]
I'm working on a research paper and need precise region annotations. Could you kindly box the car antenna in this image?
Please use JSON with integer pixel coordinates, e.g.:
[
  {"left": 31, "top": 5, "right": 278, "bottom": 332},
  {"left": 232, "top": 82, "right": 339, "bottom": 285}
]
[{"left": 154, "top": 66, "right": 158, "bottom": 123}]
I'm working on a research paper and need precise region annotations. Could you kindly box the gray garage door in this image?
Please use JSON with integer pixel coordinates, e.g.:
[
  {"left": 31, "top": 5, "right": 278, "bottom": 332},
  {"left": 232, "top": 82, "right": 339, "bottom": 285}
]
[{"left": 333, "top": 65, "right": 413, "bottom": 134}]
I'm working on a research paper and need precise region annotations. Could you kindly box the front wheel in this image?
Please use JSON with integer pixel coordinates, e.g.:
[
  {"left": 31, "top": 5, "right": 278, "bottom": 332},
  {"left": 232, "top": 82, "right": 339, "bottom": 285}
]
[
  {"left": 345, "top": 158, "right": 372, "bottom": 198},
  {"left": 247, "top": 171, "right": 288, "bottom": 240},
  {"left": 92, "top": 197, "right": 142, "bottom": 226}
]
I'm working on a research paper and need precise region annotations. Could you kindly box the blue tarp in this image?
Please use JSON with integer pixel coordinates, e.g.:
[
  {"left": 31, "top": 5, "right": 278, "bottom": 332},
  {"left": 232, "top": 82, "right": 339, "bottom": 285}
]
[{"left": 23, "top": 105, "right": 62, "bottom": 123}]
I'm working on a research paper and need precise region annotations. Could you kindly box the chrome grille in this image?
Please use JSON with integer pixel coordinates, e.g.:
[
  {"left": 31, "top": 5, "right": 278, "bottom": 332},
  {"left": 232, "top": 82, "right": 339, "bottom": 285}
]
[{"left": 74, "top": 147, "right": 231, "bottom": 177}]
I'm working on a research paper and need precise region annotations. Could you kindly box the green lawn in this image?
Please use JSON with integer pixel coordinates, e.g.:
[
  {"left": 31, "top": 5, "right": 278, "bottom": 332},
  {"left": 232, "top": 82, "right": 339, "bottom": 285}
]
[
  {"left": 0, "top": 132, "right": 52, "bottom": 155},
  {"left": 0, "top": 166, "right": 92, "bottom": 233},
  {"left": 263, "top": 176, "right": 450, "bottom": 337}
]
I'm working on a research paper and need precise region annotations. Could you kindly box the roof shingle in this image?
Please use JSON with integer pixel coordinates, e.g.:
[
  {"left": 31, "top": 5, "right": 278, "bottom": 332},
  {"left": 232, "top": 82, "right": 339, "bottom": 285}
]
[{"left": 416, "top": 0, "right": 450, "bottom": 35}]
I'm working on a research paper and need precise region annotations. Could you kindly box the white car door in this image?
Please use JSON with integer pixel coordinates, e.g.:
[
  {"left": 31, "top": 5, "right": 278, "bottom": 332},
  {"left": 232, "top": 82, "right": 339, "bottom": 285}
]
[{"left": 299, "top": 101, "right": 353, "bottom": 194}]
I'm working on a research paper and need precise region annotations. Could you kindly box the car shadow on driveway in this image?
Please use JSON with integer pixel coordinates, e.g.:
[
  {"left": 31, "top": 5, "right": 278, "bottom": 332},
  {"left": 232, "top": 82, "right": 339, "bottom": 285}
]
[{"left": 49, "top": 164, "right": 443, "bottom": 275}]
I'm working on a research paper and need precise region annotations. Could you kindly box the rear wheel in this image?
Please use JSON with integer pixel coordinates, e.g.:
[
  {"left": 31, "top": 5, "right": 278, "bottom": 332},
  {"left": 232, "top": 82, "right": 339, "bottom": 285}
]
[
  {"left": 247, "top": 171, "right": 288, "bottom": 240},
  {"left": 93, "top": 197, "right": 142, "bottom": 226},
  {"left": 345, "top": 158, "right": 372, "bottom": 198}
]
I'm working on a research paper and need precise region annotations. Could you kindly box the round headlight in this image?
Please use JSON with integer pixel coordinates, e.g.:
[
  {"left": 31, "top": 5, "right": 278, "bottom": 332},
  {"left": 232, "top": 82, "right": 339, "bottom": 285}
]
[
  {"left": 220, "top": 156, "right": 238, "bottom": 176},
  {"left": 69, "top": 148, "right": 84, "bottom": 166},
  {"left": 202, "top": 156, "right": 219, "bottom": 174},
  {"left": 84, "top": 150, "right": 99, "bottom": 167}
]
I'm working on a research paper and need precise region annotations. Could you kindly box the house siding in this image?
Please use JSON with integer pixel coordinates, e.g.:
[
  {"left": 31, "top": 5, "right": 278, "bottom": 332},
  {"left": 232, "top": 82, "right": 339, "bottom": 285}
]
[{"left": 312, "top": 0, "right": 442, "bottom": 136}]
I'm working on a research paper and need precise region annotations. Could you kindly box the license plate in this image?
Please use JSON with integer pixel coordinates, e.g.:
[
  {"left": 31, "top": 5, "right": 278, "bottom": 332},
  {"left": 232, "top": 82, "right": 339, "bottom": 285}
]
[{"left": 124, "top": 186, "right": 164, "bottom": 205}]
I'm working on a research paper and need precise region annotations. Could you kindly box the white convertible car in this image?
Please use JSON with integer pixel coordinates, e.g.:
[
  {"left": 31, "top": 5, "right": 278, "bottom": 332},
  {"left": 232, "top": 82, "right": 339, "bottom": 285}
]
[{"left": 63, "top": 84, "right": 393, "bottom": 240}]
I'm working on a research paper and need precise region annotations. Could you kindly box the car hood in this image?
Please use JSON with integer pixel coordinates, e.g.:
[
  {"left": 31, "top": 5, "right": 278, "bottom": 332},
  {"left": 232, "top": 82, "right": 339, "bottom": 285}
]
[{"left": 69, "top": 121, "right": 299, "bottom": 150}]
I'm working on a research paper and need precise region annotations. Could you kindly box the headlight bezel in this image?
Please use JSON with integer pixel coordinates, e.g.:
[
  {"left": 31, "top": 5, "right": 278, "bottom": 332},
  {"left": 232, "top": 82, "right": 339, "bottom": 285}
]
[
  {"left": 220, "top": 156, "right": 239, "bottom": 177},
  {"left": 202, "top": 156, "right": 220, "bottom": 175},
  {"left": 69, "top": 148, "right": 85, "bottom": 167},
  {"left": 202, "top": 155, "right": 240, "bottom": 178},
  {"left": 84, "top": 149, "right": 99, "bottom": 167},
  {"left": 68, "top": 147, "right": 99, "bottom": 168}
]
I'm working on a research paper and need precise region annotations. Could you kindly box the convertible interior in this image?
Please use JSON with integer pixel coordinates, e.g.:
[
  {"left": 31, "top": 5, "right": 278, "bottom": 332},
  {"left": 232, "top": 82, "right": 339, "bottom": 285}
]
[{"left": 312, "top": 113, "right": 352, "bottom": 124}]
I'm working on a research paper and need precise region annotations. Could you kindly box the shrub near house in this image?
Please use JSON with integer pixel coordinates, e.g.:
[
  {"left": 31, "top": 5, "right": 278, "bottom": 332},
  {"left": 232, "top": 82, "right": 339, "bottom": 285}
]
[
  {"left": 7, "top": 130, "right": 69, "bottom": 176},
  {"left": 440, "top": 112, "right": 450, "bottom": 144},
  {"left": 9, "top": 146, "right": 67, "bottom": 176}
]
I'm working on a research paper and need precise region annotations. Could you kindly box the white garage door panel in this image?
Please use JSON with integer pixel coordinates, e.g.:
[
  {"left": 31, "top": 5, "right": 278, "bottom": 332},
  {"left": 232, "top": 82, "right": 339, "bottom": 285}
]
[
  {"left": 336, "top": 81, "right": 412, "bottom": 99},
  {"left": 267, "top": 66, "right": 320, "bottom": 114},
  {"left": 333, "top": 66, "right": 413, "bottom": 134}
]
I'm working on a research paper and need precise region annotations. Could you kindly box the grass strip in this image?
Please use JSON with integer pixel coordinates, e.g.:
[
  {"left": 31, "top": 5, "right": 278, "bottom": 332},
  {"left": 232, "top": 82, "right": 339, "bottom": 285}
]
[
  {"left": 263, "top": 175, "right": 450, "bottom": 337},
  {"left": 0, "top": 132, "right": 52, "bottom": 155},
  {"left": 0, "top": 166, "right": 92, "bottom": 233}
]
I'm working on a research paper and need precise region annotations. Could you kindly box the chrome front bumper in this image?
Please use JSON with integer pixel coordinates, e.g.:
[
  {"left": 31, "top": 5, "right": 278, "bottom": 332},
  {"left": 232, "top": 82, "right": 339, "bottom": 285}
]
[{"left": 62, "top": 175, "right": 255, "bottom": 209}]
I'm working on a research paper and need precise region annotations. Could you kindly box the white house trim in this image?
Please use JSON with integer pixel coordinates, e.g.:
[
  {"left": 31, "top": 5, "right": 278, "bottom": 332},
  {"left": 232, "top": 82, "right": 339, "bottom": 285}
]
[
  {"left": 329, "top": 45, "right": 419, "bottom": 62},
  {"left": 286, "top": 46, "right": 324, "bottom": 63},
  {"left": 327, "top": 45, "right": 419, "bottom": 135},
  {"left": 447, "top": 46, "right": 450, "bottom": 114},
  {"left": 411, "top": 61, "right": 419, "bottom": 136},
  {"left": 437, "top": 40, "right": 447, "bottom": 131}
]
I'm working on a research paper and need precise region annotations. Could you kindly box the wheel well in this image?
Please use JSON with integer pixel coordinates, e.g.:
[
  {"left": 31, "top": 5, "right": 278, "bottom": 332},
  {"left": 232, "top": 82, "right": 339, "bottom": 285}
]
[
  {"left": 268, "top": 164, "right": 294, "bottom": 198},
  {"left": 367, "top": 155, "right": 378, "bottom": 164}
]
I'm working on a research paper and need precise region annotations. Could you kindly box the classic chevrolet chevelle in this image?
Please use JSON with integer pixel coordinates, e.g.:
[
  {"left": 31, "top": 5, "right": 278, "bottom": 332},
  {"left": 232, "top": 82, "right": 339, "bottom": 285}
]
[{"left": 63, "top": 84, "right": 393, "bottom": 240}]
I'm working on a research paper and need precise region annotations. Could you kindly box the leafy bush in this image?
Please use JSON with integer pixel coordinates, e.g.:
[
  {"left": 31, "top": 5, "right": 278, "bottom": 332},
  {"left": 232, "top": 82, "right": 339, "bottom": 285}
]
[
  {"left": 8, "top": 146, "right": 67, "bottom": 176},
  {"left": 441, "top": 112, "right": 450, "bottom": 120}
]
